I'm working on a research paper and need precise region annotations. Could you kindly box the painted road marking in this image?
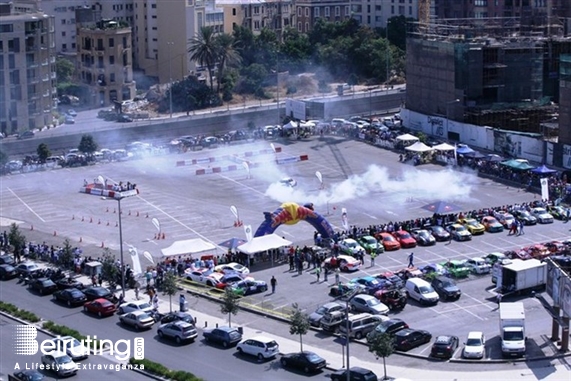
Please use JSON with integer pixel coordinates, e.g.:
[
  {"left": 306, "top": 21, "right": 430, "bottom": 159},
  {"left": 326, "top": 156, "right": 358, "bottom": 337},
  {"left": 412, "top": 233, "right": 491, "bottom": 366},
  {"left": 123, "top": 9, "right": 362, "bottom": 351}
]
[{"left": 7, "top": 187, "right": 45, "bottom": 223}]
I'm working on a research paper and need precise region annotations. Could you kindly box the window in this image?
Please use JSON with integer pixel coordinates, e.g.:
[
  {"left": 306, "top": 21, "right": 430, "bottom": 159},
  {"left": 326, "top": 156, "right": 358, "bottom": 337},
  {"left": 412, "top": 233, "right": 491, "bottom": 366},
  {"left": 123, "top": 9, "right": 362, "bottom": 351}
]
[
  {"left": 109, "top": 38, "right": 114, "bottom": 47},
  {"left": 110, "top": 73, "right": 115, "bottom": 82},
  {"left": 61, "top": 19, "right": 66, "bottom": 25},
  {"left": 254, "top": 20, "right": 260, "bottom": 30},
  {"left": 254, "top": 6, "right": 260, "bottom": 14},
  {"left": 335, "top": 6, "right": 340, "bottom": 16},
  {"left": 71, "top": 43, "right": 76, "bottom": 49},
  {"left": 298, "top": 21, "right": 302, "bottom": 31},
  {"left": 305, "top": 22, "right": 309, "bottom": 32},
  {"left": 109, "top": 56, "right": 115, "bottom": 65},
  {"left": 151, "top": 3, "right": 156, "bottom": 8},
  {"left": 8, "top": 55, "right": 15, "bottom": 69},
  {"left": 62, "top": 31, "right": 66, "bottom": 37},
  {"left": 474, "top": 0, "right": 487, "bottom": 5},
  {"left": 409, "top": 5, "right": 412, "bottom": 14},
  {"left": 62, "top": 43, "right": 67, "bottom": 50},
  {"left": 305, "top": 7, "right": 309, "bottom": 16},
  {"left": 314, "top": 7, "right": 320, "bottom": 16},
  {"left": 297, "top": 7, "right": 301, "bottom": 16},
  {"left": 345, "top": 6, "right": 349, "bottom": 15},
  {"left": 232, "top": 8, "right": 236, "bottom": 16},
  {"left": 325, "top": 7, "right": 330, "bottom": 16}
]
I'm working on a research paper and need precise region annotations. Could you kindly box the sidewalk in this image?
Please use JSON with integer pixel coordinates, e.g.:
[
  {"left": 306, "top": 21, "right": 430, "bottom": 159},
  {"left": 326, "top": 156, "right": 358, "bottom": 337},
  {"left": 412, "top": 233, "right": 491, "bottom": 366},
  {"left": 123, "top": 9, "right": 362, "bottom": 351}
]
[{"left": 105, "top": 278, "right": 569, "bottom": 381}]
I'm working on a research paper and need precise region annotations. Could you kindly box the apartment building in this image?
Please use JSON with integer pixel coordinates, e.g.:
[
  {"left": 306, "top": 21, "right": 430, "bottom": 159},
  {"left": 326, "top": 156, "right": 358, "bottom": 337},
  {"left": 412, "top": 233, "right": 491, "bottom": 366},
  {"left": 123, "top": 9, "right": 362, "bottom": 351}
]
[
  {"left": 75, "top": 9, "right": 135, "bottom": 106},
  {"left": 0, "top": 1, "right": 56, "bottom": 135},
  {"left": 353, "top": 0, "right": 418, "bottom": 29},
  {"left": 435, "top": 0, "right": 571, "bottom": 20}
]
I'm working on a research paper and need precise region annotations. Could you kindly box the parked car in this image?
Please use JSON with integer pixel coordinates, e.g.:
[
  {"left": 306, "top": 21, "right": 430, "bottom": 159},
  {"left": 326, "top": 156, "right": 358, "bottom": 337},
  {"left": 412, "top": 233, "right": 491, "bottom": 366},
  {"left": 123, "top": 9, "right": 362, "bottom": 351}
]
[
  {"left": 349, "top": 294, "right": 389, "bottom": 315},
  {"left": 160, "top": 311, "right": 195, "bottom": 325},
  {"left": 83, "top": 286, "right": 114, "bottom": 302},
  {"left": 446, "top": 224, "right": 472, "bottom": 241},
  {"left": 320, "top": 310, "right": 346, "bottom": 333},
  {"left": 157, "top": 321, "right": 198, "bottom": 344},
  {"left": 350, "top": 276, "right": 388, "bottom": 295},
  {"left": 203, "top": 326, "right": 242, "bottom": 347},
  {"left": 323, "top": 255, "right": 361, "bottom": 272},
  {"left": 117, "top": 300, "right": 153, "bottom": 314},
  {"left": 376, "top": 271, "right": 404, "bottom": 289},
  {"left": 83, "top": 298, "right": 117, "bottom": 317},
  {"left": 309, "top": 302, "right": 345, "bottom": 327},
  {"left": 66, "top": 109, "right": 77, "bottom": 117},
  {"left": 215, "top": 274, "right": 248, "bottom": 289},
  {"left": 481, "top": 216, "right": 505, "bottom": 232},
  {"left": 485, "top": 252, "right": 508, "bottom": 265},
  {"left": 463, "top": 331, "right": 486, "bottom": 359},
  {"left": 214, "top": 262, "right": 250, "bottom": 277},
  {"left": 15, "top": 262, "right": 41, "bottom": 277},
  {"left": 457, "top": 218, "right": 485, "bottom": 235},
  {"left": 328, "top": 282, "right": 365, "bottom": 297},
  {"left": 64, "top": 115, "right": 75, "bottom": 124},
  {"left": 280, "top": 351, "right": 327, "bottom": 373},
  {"left": 376, "top": 232, "right": 401, "bottom": 251},
  {"left": 531, "top": 207, "right": 554, "bottom": 224},
  {"left": 392, "top": 230, "right": 417, "bottom": 248},
  {"left": 185, "top": 270, "right": 224, "bottom": 287},
  {"left": 419, "top": 263, "right": 449, "bottom": 277},
  {"left": 52, "top": 288, "right": 87, "bottom": 306},
  {"left": 374, "top": 288, "right": 407, "bottom": 311},
  {"left": 49, "top": 336, "right": 89, "bottom": 361},
  {"left": 330, "top": 367, "right": 379, "bottom": 381},
  {"left": 464, "top": 257, "right": 491, "bottom": 275},
  {"left": 236, "top": 336, "right": 279, "bottom": 360},
  {"left": 494, "top": 211, "right": 516, "bottom": 228},
  {"left": 0, "top": 264, "right": 17, "bottom": 280},
  {"left": 404, "top": 278, "right": 439, "bottom": 305},
  {"left": 18, "top": 131, "right": 35, "bottom": 140},
  {"left": 394, "top": 329, "right": 432, "bottom": 351},
  {"left": 427, "top": 225, "right": 451, "bottom": 241},
  {"left": 440, "top": 260, "right": 471, "bottom": 278},
  {"left": 10, "top": 370, "right": 45, "bottom": 381},
  {"left": 40, "top": 351, "right": 78, "bottom": 377},
  {"left": 357, "top": 235, "right": 384, "bottom": 254},
  {"left": 410, "top": 229, "right": 436, "bottom": 246},
  {"left": 547, "top": 205, "right": 569, "bottom": 220},
  {"left": 119, "top": 310, "right": 155, "bottom": 330},
  {"left": 0, "top": 254, "right": 15, "bottom": 265},
  {"left": 28, "top": 278, "right": 58, "bottom": 295},
  {"left": 339, "top": 238, "right": 366, "bottom": 256},
  {"left": 367, "top": 318, "right": 409, "bottom": 342},
  {"left": 230, "top": 279, "right": 268, "bottom": 296},
  {"left": 431, "top": 335, "right": 459, "bottom": 359},
  {"left": 431, "top": 276, "right": 462, "bottom": 301},
  {"left": 512, "top": 210, "right": 537, "bottom": 225}
]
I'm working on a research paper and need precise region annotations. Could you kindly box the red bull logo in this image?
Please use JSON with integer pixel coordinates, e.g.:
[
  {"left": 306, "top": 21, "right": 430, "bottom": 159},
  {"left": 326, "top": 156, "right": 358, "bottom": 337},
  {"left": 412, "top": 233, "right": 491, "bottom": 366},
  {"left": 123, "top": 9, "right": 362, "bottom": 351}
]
[{"left": 270, "top": 202, "right": 317, "bottom": 228}]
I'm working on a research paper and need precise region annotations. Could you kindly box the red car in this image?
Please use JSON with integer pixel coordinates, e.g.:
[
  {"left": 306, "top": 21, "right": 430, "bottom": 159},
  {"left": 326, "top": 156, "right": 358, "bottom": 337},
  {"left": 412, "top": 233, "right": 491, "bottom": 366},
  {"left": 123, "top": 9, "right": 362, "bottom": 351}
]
[
  {"left": 215, "top": 274, "right": 250, "bottom": 290},
  {"left": 376, "top": 232, "right": 401, "bottom": 251},
  {"left": 83, "top": 298, "right": 118, "bottom": 317},
  {"left": 392, "top": 230, "right": 417, "bottom": 248}
]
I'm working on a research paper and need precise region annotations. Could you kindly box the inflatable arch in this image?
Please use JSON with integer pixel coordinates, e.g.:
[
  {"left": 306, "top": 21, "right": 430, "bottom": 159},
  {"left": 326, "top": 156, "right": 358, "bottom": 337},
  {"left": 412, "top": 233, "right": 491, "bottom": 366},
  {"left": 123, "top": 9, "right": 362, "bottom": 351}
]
[{"left": 254, "top": 202, "right": 335, "bottom": 239}]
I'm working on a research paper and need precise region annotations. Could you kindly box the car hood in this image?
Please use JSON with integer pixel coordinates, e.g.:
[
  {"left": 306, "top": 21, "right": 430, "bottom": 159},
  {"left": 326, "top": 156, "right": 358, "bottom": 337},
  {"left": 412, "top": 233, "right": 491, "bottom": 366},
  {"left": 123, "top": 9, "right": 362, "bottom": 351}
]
[
  {"left": 464, "top": 345, "right": 484, "bottom": 354},
  {"left": 308, "top": 312, "right": 323, "bottom": 322},
  {"left": 444, "top": 286, "right": 460, "bottom": 293}
]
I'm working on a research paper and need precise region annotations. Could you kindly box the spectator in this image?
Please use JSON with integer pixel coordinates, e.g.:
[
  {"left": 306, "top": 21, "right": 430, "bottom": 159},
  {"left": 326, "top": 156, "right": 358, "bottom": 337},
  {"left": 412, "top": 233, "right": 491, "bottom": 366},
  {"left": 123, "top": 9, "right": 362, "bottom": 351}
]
[{"left": 270, "top": 276, "right": 277, "bottom": 293}]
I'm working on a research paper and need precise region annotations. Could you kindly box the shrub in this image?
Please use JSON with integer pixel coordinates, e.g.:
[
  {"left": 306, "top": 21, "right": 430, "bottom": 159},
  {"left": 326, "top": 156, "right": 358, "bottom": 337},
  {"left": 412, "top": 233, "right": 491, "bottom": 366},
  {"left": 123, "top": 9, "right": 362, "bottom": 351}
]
[
  {"left": 129, "top": 358, "right": 203, "bottom": 381},
  {"left": 42, "top": 321, "right": 100, "bottom": 350},
  {"left": 0, "top": 301, "right": 41, "bottom": 323}
]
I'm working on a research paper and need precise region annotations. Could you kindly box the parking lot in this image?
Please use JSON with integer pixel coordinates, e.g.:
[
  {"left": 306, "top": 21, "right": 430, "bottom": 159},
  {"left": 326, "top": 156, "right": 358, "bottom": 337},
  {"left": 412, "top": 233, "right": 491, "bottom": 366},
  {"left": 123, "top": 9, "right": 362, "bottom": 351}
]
[{"left": 0, "top": 135, "right": 564, "bottom": 363}]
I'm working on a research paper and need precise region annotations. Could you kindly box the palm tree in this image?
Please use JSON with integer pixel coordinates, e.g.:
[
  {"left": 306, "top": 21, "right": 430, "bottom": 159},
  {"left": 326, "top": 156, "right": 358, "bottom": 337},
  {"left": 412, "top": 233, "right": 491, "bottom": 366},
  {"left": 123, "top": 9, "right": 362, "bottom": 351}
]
[
  {"left": 214, "top": 33, "right": 242, "bottom": 93},
  {"left": 188, "top": 26, "right": 217, "bottom": 91}
]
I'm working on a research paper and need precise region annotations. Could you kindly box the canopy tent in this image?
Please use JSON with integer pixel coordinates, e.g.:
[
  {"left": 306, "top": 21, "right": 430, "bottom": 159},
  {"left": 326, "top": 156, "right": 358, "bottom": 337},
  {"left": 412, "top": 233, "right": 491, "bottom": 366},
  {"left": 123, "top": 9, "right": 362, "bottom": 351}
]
[
  {"left": 422, "top": 200, "right": 463, "bottom": 214},
  {"left": 395, "top": 133, "right": 420, "bottom": 142},
  {"left": 462, "top": 150, "right": 485, "bottom": 159},
  {"left": 237, "top": 234, "right": 292, "bottom": 255},
  {"left": 283, "top": 121, "right": 315, "bottom": 130},
  {"left": 432, "top": 143, "right": 455, "bottom": 151},
  {"left": 161, "top": 239, "right": 217, "bottom": 257},
  {"left": 456, "top": 144, "right": 475, "bottom": 155},
  {"left": 405, "top": 141, "right": 434, "bottom": 153},
  {"left": 484, "top": 154, "right": 504, "bottom": 162},
  {"left": 218, "top": 237, "right": 247, "bottom": 250},
  {"left": 531, "top": 164, "right": 557, "bottom": 175},
  {"left": 500, "top": 159, "right": 535, "bottom": 171}
]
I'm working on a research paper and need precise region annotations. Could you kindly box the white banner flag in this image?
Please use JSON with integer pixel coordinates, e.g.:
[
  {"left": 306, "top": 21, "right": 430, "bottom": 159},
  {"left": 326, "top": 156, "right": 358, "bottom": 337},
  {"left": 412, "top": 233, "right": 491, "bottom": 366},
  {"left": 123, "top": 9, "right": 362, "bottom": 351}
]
[
  {"left": 341, "top": 208, "right": 349, "bottom": 230},
  {"left": 128, "top": 245, "right": 142, "bottom": 276},
  {"left": 244, "top": 225, "right": 253, "bottom": 242},
  {"left": 540, "top": 178, "right": 549, "bottom": 201}
]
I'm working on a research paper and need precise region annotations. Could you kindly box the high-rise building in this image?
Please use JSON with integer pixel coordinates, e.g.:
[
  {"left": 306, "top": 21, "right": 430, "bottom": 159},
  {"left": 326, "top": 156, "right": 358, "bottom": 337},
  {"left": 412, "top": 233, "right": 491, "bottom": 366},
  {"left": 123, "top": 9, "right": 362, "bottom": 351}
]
[
  {"left": 559, "top": 54, "right": 571, "bottom": 145},
  {"left": 0, "top": 1, "right": 56, "bottom": 135}
]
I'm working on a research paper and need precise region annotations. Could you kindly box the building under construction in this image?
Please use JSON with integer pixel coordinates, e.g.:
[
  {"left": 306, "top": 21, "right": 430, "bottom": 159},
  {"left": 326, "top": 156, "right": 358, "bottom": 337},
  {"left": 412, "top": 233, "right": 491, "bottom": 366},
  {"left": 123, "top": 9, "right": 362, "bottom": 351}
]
[{"left": 405, "top": 17, "right": 571, "bottom": 134}]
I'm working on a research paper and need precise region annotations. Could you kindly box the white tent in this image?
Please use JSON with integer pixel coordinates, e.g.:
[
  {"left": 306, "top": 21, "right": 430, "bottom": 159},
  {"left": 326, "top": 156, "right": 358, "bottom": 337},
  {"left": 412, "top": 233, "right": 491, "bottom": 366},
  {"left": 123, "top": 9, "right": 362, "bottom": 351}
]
[
  {"left": 237, "top": 234, "right": 292, "bottom": 256},
  {"left": 432, "top": 142, "right": 456, "bottom": 151},
  {"left": 395, "top": 133, "right": 420, "bottom": 142},
  {"left": 405, "top": 141, "right": 434, "bottom": 152},
  {"left": 283, "top": 121, "right": 315, "bottom": 130},
  {"left": 161, "top": 239, "right": 216, "bottom": 257}
]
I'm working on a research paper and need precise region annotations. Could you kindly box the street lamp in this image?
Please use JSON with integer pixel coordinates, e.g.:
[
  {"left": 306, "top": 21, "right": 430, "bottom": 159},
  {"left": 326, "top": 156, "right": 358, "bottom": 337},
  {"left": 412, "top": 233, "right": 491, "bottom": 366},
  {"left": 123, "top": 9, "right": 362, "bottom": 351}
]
[
  {"left": 446, "top": 98, "right": 461, "bottom": 133},
  {"left": 167, "top": 42, "right": 174, "bottom": 118},
  {"left": 344, "top": 289, "right": 360, "bottom": 381},
  {"left": 386, "top": 21, "right": 391, "bottom": 91}
]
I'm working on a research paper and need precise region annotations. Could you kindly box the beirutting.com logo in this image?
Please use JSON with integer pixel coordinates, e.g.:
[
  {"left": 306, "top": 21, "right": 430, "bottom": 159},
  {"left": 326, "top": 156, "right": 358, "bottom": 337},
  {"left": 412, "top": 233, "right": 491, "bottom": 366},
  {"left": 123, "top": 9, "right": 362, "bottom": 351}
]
[{"left": 12, "top": 325, "right": 145, "bottom": 362}]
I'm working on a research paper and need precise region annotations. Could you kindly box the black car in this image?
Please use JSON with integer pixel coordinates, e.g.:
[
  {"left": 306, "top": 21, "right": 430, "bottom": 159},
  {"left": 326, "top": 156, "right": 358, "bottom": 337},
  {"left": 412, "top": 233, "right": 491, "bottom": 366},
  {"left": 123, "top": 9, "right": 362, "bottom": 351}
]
[
  {"left": 55, "top": 278, "right": 84, "bottom": 290},
  {"left": 367, "top": 319, "right": 409, "bottom": 342},
  {"left": 430, "top": 335, "right": 459, "bottom": 359},
  {"left": 330, "top": 366, "right": 379, "bottom": 381},
  {"left": 17, "top": 131, "right": 35, "bottom": 140},
  {"left": 160, "top": 311, "right": 196, "bottom": 325},
  {"left": 53, "top": 288, "right": 87, "bottom": 306},
  {"left": 28, "top": 278, "right": 58, "bottom": 295},
  {"left": 280, "top": 351, "right": 327, "bottom": 373},
  {"left": 203, "top": 326, "right": 242, "bottom": 347},
  {"left": 83, "top": 286, "right": 113, "bottom": 301},
  {"left": 431, "top": 276, "right": 462, "bottom": 301},
  {"left": 512, "top": 210, "right": 537, "bottom": 225},
  {"left": 0, "top": 254, "right": 15, "bottom": 265},
  {"left": 394, "top": 329, "right": 432, "bottom": 351},
  {"left": 427, "top": 225, "right": 451, "bottom": 242},
  {"left": 0, "top": 264, "right": 17, "bottom": 280},
  {"left": 9, "top": 370, "right": 44, "bottom": 381}
]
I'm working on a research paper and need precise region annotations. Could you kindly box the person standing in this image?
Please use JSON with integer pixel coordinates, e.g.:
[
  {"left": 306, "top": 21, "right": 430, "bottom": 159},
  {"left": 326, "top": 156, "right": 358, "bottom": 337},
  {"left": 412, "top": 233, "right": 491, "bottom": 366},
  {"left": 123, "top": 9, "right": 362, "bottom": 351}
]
[
  {"left": 519, "top": 219, "right": 525, "bottom": 235},
  {"left": 270, "top": 276, "right": 277, "bottom": 293},
  {"left": 370, "top": 252, "right": 377, "bottom": 267},
  {"left": 407, "top": 252, "right": 414, "bottom": 268},
  {"left": 316, "top": 267, "right": 321, "bottom": 282},
  {"left": 179, "top": 294, "right": 186, "bottom": 312}
]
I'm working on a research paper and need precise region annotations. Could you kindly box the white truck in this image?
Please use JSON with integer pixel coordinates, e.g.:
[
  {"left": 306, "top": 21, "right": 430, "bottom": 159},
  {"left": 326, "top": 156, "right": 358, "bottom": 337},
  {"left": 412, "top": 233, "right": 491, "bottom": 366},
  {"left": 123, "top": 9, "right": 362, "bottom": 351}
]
[
  {"left": 499, "top": 302, "right": 526, "bottom": 357},
  {"left": 495, "top": 258, "right": 547, "bottom": 295}
]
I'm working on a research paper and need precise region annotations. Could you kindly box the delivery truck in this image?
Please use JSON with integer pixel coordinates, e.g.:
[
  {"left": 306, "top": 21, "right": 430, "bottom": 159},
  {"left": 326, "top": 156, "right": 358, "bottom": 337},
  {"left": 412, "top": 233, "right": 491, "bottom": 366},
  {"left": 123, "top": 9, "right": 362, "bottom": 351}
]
[
  {"left": 495, "top": 258, "right": 546, "bottom": 295},
  {"left": 499, "top": 302, "right": 526, "bottom": 357}
]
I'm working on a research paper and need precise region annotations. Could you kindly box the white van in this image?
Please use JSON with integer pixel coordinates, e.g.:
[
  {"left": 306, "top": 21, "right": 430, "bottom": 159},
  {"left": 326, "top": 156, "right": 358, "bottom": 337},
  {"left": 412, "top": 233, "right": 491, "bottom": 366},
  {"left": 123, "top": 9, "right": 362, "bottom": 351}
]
[{"left": 405, "top": 278, "right": 439, "bottom": 305}]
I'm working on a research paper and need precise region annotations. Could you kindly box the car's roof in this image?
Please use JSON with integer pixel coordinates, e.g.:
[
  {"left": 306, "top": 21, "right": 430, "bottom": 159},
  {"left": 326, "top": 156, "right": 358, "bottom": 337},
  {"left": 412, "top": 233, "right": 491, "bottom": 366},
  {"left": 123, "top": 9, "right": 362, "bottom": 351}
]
[
  {"left": 216, "top": 326, "right": 238, "bottom": 332},
  {"left": 434, "top": 335, "right": 456, "bottom": 344},
  {"left": 467, "top": 331, "right": 484, "bottom": 339},
  {"left": 247, "top": 336, "right": 275, "bottom": 343}
]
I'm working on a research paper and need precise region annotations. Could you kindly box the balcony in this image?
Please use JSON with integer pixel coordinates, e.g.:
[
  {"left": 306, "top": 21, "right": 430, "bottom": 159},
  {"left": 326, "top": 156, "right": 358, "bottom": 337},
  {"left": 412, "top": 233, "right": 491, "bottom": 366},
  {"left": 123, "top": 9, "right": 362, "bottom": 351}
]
[
  {"left": 51, "top": 72, "right": 56, "bottom": 79},
  {"left": 26, "top": 45, "right": 38, "bottom": 52}
]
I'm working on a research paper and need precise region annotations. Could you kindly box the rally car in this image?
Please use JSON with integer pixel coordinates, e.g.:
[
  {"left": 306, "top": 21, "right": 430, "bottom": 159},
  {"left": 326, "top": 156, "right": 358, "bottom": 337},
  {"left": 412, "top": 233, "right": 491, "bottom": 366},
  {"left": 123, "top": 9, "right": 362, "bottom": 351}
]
[{"left": 457, "top": 218, "right": 485, "bottom": 235}]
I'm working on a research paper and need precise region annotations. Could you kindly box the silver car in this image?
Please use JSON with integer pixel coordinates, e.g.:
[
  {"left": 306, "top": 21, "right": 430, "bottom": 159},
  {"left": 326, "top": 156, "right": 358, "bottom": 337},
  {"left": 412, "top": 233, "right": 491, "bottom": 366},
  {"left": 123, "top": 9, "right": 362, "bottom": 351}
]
[
  {"left": 157, "top": 321, "right": 198, "bottom": 344},
  {"left": 119, "top": 310, "right": 155, "bottom": 330},
  {"left": 349, "top": 294, "right": 389, "bottom": 315},
  {"left": 308, "top": 302, "right": 345, "bottom": 327}
]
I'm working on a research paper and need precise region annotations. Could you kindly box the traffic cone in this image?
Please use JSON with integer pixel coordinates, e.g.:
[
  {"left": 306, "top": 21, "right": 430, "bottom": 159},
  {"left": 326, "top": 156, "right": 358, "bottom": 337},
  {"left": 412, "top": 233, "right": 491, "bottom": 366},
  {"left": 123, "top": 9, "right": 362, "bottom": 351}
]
[
  {"left": 128, "top": 210, "right": 131, "bottom": 216},
  {"left": 106, "top": 221, "right": 110, "bottom": 226},
  {"left": 161, "top": 232, "right": 165, "bottom": 240},
  {"left": 98, "top": 219, "right": 101, "bottom": 225},
  {"left": 72, "top": 215, "right": 75, "bottom": 220},
  {"left": 100, "top": 242, "right": 104, "bottom": 248},
  {"left": 53, "top": 231, "right": 57, "bottom": 236},
  {"left": 30, "top": 225, "right": 34, "bottom": 231},
  {"left": 90, "top": 217, "right": 93, "bottom": 223},
  {"left": 79, "top": 237, "right": 83, "bottom": 243},
  {"left": 136, "top": 211, "right": 140, "bottom": 217},
  {"left": 82, "top": 216, "right": 85, "bottom": 222}
]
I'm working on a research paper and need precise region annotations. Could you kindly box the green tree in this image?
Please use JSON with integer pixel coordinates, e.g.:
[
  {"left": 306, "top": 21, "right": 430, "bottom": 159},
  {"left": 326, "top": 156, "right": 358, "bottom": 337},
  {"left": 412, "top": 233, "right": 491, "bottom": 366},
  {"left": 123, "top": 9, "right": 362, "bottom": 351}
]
[
  {"left": 367, "top": 331, "right": 395, "bottom": 380},
  {"left": 55, "top": 57, "right": 75, "bottom": 83},
  {"left": 214, "top": 33, "right": 241, "bottom": 93},
  {"left": 188, "top": 26, "right": 218, "bottom": 91},
  {"left": 100, "top": 249, "right": 119, "bottom": 289},
  {"left": 36, "top": 143, "right": 50, "bottom": 164},
  {"left": 162, "top": 272, "right": 178, "bottom": 313},
  {"left": 58, "top": 239, "right": 75, "bottom": 270},
  {"left": 78, "top": 134, "right": 98, "bottom": 156},
  {"left": 8, "top": 223, "right": 26, "bottom": 259},
  {"left": 289, "top": 303, "right": 310, "bottom": 352},
  {"left": 220, "top": 288, "right": 240, "bottom": 327}
]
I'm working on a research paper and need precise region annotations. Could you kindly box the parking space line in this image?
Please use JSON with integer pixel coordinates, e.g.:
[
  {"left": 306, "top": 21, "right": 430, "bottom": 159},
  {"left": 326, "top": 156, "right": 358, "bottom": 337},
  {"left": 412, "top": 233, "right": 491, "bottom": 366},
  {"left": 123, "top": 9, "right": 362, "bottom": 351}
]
[
  {"left": 460, "top": 292, "right": 496, "bottom": 311},
  {"left": 441, "top": 303, "right": 485, "bottom": 320}
]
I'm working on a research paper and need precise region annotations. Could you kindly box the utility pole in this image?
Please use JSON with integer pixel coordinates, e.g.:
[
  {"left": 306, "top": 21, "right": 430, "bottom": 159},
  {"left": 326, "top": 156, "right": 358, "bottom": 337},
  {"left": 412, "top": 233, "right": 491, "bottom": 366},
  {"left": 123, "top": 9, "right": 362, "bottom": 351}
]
[{"left": 167, "top": 42, "right": 174, "bottom": 118}]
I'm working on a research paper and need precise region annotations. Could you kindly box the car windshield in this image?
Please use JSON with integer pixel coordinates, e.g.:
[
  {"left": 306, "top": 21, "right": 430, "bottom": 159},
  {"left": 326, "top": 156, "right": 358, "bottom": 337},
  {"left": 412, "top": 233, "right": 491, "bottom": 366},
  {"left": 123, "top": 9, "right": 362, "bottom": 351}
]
[
  {"left": 487, "top": 218, "right": 498, "bottom": 224},
  {"left": 367, "top": 299, "right": 380, "bottom": 306},
  {"left": 456, "top": 226, "right": 467, "bottom": 232},
  {"left": 233, "top": 264, "right": 245, "bottom": 271},
  {"left": 137, "top": 303, "right": 151, "bottom": 309},
  {"left": 138, "top": 313, "right": 151, "bottom": 320},
  {"left": 346, "top": 241, "right": 357, "bottom": 248},
  {"left": 383, "top": 236, "right": 394, "bottom": 241},
  {"left": 316, "top": 306, "right": 327, "bottom": 314},
  {"left": 363, "top": 237, "right": 375, "bottom": 244},
  {"left": 468, "top": 220, "right": 478, "bottom": 226},
  {"left": 400, "top": 233, "right": 411, "bottom": 238},
  {"left": 440, "top": 280, "right": 454, "bottom": 287},
  {"left": 419, "top": 286, "right": 434, "bottom": 294},
  {"left": 55, "top": 355, "right": 72, "bottom": 364},
  {"left": 504, "top": 331, "right": 524, "bottom": 341},
  {"left": 306, "top": 352, "right": 322, "bottom": 362},
  {"left": 466, "top": 338, "right": 482, "bottom": 346},
  {"left": 535, "top": 208, "right": 547, "bottom": 214},
  {"left": 66, "top": 339, "right": 81, "bottom": 347}
]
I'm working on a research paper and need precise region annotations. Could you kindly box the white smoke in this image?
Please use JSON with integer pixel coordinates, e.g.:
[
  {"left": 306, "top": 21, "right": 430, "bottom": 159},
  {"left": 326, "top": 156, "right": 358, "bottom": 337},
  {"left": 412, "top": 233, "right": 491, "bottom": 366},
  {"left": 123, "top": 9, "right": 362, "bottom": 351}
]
[{"left": 264, "top": 164, "right": 476, "bottom": 207}]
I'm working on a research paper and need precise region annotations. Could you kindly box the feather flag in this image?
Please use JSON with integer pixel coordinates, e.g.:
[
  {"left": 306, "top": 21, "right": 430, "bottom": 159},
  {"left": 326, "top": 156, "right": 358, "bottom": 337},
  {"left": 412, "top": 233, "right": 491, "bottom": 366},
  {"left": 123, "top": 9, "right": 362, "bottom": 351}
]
[
  {"left": 127, "top": 245, "right": 142, "bottom": 276},
  {"left": 143, "top": 251, "right": 154, "bottom": 265},
  {"left": 244, "top": 225, "right": 253, "bottom": 242},
  {"left": 230, "top": 205, "right": 239, "bottom": 220},
  {"left": 341, "top": 208, "right": 349, "bottom": 230},
  {"left": 315, "top": 171, "right": 323, "bottom": 187},
  {"left": 151, "top": 218, "right": 160, "bottom": 233}
]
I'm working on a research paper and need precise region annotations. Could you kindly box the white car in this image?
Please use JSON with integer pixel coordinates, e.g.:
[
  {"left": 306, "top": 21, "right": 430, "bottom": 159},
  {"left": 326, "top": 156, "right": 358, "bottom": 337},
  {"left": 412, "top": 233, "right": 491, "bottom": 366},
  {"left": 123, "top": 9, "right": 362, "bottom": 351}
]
[
  {"left": 531, "top": 207, "right": 554, "bottom": 224},
  {"left": 236, "top": 336, "right": 279, "bottom": 360},
  {"left": 280, "top": 177, "right": 297, "bottom": 187},
  {"left": 41, "top": 351, "right": 79, "bottom": 377},
  {"left": 493, "top": 211, "right": 516, "bottom": 228},
  {"left": 185, "top": 268, "right": 223, "bottom": 286},
  {"left": 119, "top": 310, "right": 155, "bottom": 330},
  {"left": 339, "top": 238, "right": 366, "bottom": 256},
  {"left": 324, "top": 255, "right": 361, "bottom": 272},
  {"left": 49, "top": 336, "right": 89, "bottom": 361},
  {"left": 214, "top": 262, "right": 250, "bottom": 278},
  {"left": 463, "top": 331, "right": 486, "bottom": 359},
  {"left": 464, "top": 257, "right": 491, "bottom": 275},
  {"left": 66, "top": 109, "right": 77, "bottom": 117},
  {"left": 117, "top": 300, "right": 153, "bottom": 315}
]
